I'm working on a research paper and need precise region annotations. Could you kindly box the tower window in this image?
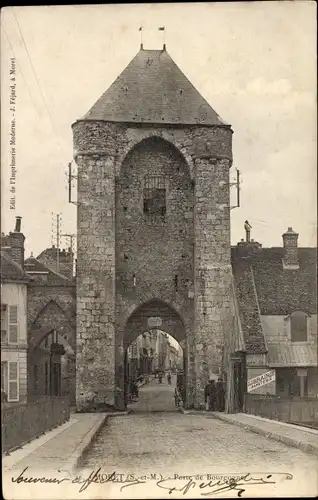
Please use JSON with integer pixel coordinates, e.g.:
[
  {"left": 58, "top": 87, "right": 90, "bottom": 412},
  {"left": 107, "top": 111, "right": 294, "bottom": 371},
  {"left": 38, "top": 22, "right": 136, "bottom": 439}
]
[{"left": 143, "top": 176, "right": 166, "bottom": 220}]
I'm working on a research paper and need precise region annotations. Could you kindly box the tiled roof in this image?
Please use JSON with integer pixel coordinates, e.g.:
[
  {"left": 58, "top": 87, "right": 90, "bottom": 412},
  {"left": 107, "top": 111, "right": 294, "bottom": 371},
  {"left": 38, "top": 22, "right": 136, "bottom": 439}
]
[
  {"left": 0, "top": 251, "right": 31, "bottom": 282},
  {"left": 82, "top": 48, "right": 227, "bottom": 126},
  {"left": 232, "top": 259, "right": 267, "bottom": 354},
  {"left": 267, "top": 343, "right": 318, "bottom": 367},
  {"left": 232, "top": 247, "right": 317, "bottom": 316},
  {"left": 24, "top": 256, "right": 50, "bottom": 273},
  {"left": 24, "top": 256, "right": 71, "bottom": 283}
]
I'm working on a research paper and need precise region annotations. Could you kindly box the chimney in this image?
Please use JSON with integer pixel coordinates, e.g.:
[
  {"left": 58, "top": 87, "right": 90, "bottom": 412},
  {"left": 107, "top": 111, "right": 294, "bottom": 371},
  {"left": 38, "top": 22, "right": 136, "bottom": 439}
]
[
  {"left": 282, "top": 227, "right": 299, "bottom": 269},
  {"left": 15, "top": 216, "right": 22, "bottom": 232},
  {"left": 8, "top": 216, "right": 25, "bottom": 269}
]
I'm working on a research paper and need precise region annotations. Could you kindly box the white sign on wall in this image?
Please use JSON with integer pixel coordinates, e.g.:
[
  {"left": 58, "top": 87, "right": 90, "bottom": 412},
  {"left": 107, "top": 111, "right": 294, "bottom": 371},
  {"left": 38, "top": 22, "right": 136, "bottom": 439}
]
[
  {"left": 247, "top": 370, "right": 276, "bottom": 393},
  {"left": 147, "top": 316, "right": 162, "bottom": 328}
]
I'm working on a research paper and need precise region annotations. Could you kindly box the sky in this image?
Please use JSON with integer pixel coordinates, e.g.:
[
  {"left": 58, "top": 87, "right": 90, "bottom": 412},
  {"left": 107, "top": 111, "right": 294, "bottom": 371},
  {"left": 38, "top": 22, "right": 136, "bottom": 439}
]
[{"left": 1, "top": 2, "right": 316, "bottom": 258}]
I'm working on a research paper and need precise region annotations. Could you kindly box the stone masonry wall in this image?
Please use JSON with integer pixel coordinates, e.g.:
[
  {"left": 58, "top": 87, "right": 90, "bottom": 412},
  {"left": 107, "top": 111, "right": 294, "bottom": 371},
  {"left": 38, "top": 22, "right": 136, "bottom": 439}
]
[
  {"left": 115, "top": 137, "right": 195, "bottom": 405},
  {"left": 27, "top": 284, "right": 76, "bottom": 401},
  {"left": 75, "top": 152, "right": 116, "bottom": 411},
  {"left": 27, "top": 285, "right": 75, "bottom": 333},
  {"left": 115, "top": 139, "right": 193, "bottom": 332},
  {"left": 73, "top": 120, "right": 233, "bottom": 410},
  {"left": 194, "top": 157, "right": 232, "bottom": 407}
]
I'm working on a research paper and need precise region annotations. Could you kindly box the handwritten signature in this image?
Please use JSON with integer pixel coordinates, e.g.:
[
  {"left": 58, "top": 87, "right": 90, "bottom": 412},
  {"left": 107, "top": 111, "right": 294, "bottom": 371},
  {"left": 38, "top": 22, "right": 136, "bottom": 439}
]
[
  {"left": 11, "top": 468, "right": 293, "bottom": 497},
  {"left": 155, "top": 473, "right": 288, "bottom": 497},
  {"left": 11, "top": 467, "right": 147, "bottom": 493}
]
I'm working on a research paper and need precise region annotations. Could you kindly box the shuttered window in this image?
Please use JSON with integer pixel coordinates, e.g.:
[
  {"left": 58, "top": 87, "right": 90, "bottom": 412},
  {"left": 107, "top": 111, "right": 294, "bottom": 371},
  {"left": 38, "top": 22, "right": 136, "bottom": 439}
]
[
  {"left": 1, "top": 305, "right": 8, "bottom": 343},
  {"left": 1, "top": 362, "right": 8, "bottom": 393},
  {"left": 8, "top": 305, "right": 18, "bottom": 344},
  {"left": 8, "top": 361, "right": 19, "bottom": 402}
]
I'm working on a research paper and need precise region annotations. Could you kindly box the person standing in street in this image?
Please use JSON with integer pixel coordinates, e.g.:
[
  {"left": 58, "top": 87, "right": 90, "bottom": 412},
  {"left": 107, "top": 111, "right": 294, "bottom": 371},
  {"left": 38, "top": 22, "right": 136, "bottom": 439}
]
[
  {"left": 133, "top": 378, "right": 139, "bottom": 399},
  {"left": 174, "top": 387, "right": 182, "bottom": 407},
  {"left": 167, "top": 372, "right": 172, "bottom": 385},
  {"left": 216, "top": 377, "right": 225, "bottom": 411},
  {"left": 204, "top": 379, "right": 216, "bottom": 411}
]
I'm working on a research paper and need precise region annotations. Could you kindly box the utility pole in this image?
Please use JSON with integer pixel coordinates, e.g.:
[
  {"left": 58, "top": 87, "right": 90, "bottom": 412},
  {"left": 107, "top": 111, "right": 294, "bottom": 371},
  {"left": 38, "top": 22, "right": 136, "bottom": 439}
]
[
  {"left": 61, "top": 233, "right": 76, "bottom": 252},
  {"left": 61, "top": 233, "right": 77, "bottom": 276},
  {"left": 229, "top": 168, "right": 241, "bottom": 210},
  {"left": 51, "top": 213, "right": 62, "bottom": 273},
  {"left": 67, "top": 162, "right": 78, "bottom": 205},
  {"left": 56, "top": 214, "right": 60, "bottom": 274}
]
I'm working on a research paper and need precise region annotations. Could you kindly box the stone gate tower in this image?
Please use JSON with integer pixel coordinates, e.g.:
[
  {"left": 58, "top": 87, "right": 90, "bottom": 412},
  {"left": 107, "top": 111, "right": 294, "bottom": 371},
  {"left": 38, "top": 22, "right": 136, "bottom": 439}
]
[{"left": 73, "top": 45, "right": 234, "bottom": 411}]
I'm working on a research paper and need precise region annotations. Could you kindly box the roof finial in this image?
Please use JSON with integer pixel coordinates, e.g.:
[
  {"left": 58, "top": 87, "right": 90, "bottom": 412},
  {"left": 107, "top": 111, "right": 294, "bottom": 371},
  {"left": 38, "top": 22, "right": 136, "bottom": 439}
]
[
  {"left": 158, "top": 26, "right": 166, "bottom": 50},
  {"left": 139, "top": 26, "right": 143, "bottom": 49},
  {"left": 244, "top": 220, "right": 252, "bottom": 243}
]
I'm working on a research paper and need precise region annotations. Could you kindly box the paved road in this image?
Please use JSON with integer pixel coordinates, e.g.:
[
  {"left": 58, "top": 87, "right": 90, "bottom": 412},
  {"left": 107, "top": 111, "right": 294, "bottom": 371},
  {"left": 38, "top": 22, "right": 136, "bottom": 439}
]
[
  {"left": 79, "top": 379, "right": 317, "bottom": 498},
  {"left": 128, "top": 375, "right": 177, "bottom": 412}
]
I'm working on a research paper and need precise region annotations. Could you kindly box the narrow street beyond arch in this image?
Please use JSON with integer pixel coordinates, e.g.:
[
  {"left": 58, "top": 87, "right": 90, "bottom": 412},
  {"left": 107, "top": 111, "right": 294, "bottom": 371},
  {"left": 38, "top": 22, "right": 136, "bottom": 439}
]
[{"left": 128, "top": 374, "right": 179, "bottom": 413}]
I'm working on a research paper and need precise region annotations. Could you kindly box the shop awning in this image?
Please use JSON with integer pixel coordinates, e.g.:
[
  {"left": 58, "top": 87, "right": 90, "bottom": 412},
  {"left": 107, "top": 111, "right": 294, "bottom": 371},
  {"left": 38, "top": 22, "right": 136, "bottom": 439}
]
[{"left": 267, "top": 343, "right": 317, "bottom": 367}]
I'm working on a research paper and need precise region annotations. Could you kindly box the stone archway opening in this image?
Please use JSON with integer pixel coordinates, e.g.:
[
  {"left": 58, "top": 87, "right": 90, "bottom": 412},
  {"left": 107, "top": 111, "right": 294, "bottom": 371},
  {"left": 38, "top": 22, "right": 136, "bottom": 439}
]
[
  {"left": 117, "top": 299, "right": 188, "bottom": 411},
  {"left": 125, "top": 330, "right": 185, "bottom": 413},
  {"left": 28, "top": 330, "right": 76, "bottom": 402}
]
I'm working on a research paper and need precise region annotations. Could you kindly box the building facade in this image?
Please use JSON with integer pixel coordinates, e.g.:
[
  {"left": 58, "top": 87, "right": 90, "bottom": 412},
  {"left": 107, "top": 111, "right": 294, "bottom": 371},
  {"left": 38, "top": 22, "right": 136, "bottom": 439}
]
[
  {"left": 126, "top": 329, "right": 179, "bottom": 377},
  {"left": 25, "top": 249, "right": 76, "bottom": 403},
  {"left": 1, "top": 217, "right": 30, "bottom": 403},
  {"left": 229, "top": 228, "right": 317, "bottom": 410},
  {"left": 73, "top": 45, "right": 234, "bottom": 411}
]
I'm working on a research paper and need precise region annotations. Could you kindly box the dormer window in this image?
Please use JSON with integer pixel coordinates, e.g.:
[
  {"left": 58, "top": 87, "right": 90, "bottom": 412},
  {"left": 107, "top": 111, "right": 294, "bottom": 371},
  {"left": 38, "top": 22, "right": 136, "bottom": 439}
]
[
  {"left": 290, "top": 311, "right": 308, "bottom": 342},
  {"left": 143, "top": 176, "right": 166, "bottom": 221}
]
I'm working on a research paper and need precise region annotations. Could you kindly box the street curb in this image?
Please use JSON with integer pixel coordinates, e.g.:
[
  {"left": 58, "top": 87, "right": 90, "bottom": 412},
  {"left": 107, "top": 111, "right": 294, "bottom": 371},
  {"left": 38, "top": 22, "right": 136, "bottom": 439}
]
[
  {"left": 67, "top": 412, "right": 129, "bottom": 472},
  {"left": 212, "top": 413, "right": 318, "bottom": 457},
  {"left": 66, "top": 414, "right": 108, "bottom": 472}
]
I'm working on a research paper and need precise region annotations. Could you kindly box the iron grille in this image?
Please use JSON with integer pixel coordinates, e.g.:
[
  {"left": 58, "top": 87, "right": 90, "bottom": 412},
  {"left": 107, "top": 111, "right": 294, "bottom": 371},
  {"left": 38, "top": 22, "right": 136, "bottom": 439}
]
[{"left": 143, "top": 176, "right": 167, "bottom": 224}]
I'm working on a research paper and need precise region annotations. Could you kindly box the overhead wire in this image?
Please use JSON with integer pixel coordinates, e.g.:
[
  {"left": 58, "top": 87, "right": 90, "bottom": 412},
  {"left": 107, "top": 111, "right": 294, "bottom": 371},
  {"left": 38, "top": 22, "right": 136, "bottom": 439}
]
[
  {"left": 11, "top": 8, "right": 76, "bottom": 205},
  {"left": 12, "top": 7, "right": 68, "bottom": 158},
  {"left": 1, "top": 21, "right": 39, "bottom": 115}
]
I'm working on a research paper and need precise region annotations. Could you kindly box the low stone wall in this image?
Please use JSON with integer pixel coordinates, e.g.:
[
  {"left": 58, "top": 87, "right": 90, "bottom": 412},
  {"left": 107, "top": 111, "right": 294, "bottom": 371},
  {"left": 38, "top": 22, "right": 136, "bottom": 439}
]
[
  {"left": 244, "top": 394, "right": 318, "bottom": 423},
  {"left": 1, "top": 396, "right": 70, "bottom": 454}
]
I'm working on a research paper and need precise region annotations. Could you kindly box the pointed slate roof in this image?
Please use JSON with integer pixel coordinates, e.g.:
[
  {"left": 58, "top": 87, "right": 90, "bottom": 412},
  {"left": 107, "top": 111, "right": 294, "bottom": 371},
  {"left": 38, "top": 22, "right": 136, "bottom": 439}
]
[{"left": 82, "top": 47, "right": 227, "bottom": 126}]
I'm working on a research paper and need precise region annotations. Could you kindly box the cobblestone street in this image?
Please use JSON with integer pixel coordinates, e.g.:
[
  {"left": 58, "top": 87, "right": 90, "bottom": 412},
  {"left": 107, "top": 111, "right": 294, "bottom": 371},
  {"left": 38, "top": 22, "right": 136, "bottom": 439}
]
[
  {"left": 3, "top": 379, "right": 317, "bottom": 499},
  {"left": 78, "top": 380, "right": 317, "bottom": 498},
  {"left": 128, "top": 374, "right": 178, "bottom": 412}
]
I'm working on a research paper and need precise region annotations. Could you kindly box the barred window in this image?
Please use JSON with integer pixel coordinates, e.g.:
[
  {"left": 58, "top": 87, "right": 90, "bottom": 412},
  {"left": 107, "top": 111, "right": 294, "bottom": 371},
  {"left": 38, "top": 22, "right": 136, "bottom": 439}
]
[
  {"left": 143, "top": 176, "right": 166, "bottom": 220},
  {"left": 290, "top": 311, "right": 308, "bottom": 342}
]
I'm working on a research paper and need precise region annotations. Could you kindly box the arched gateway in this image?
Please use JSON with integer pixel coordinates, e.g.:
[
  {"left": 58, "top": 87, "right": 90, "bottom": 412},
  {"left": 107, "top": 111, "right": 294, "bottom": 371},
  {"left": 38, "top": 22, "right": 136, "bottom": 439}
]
[
  {"left": 73, "top": 45, "right": 234, "bottom": 412},
  {"left": 118, "top": 299, "right": 190, "bottom": 408}
]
